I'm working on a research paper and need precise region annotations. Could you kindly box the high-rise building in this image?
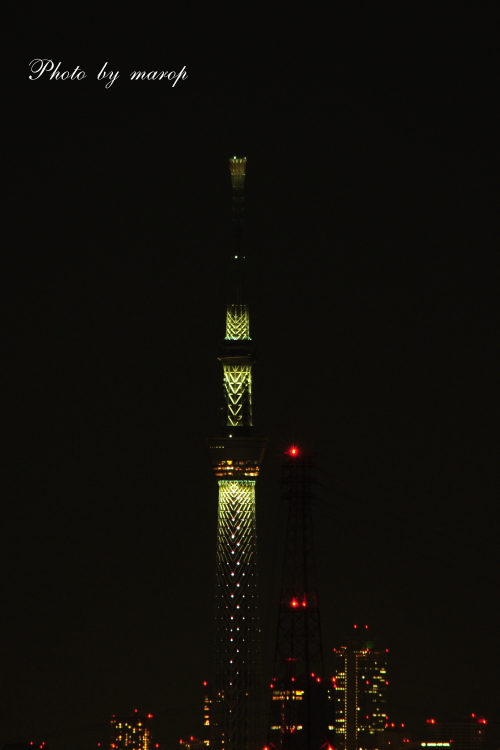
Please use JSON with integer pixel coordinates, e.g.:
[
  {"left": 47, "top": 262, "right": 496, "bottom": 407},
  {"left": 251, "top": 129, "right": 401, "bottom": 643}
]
[
  {"left": 206, "top": 158, "right": 267, "bottom": 750},
  {"left": 267, "top": 449, "right": 330, "bottom": 750},
  {"left": 110, "top": 711, "right": 152, "bottom": 750},
  {"left": 202, "top": 680, "right": 211, "bottom": 746},
  {"left": 425, "top": 715, "right": 487, "bottom": 750},
  {"left": 332, "top": 627, "right": 388, "bottom": 750}
]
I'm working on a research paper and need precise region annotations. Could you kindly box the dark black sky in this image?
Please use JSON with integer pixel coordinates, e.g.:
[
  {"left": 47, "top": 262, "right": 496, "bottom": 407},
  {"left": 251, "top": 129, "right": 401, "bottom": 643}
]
[{"left": 4, "top": 4, "right": 499, "bottom": 750}]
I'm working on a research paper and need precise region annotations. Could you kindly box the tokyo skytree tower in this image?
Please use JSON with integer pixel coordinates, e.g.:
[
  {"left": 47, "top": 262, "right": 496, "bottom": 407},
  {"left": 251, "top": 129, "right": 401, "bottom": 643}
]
[{"left": 206, "top": 158, "right": 267, "bottom": 750}]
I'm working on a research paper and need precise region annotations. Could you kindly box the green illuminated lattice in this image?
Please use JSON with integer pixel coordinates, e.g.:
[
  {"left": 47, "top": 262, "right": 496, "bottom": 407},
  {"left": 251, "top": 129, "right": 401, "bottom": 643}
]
[
  {"left": 223, "top": 364, "right": 252, "bottom": 427},
  {"left": 212, "top": 480, "right": 263, "bottom": 750},
  {"left": 225, "top": 304, "right": 251, "bottom": 340}
]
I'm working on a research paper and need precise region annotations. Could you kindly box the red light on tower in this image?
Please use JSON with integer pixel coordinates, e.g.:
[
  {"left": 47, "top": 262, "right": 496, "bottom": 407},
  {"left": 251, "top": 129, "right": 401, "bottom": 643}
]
[
  {"left": 291, "top": 598, "right": 299, "bottom": 607},
  {"left": 288, "top": 446, "right": 299, "bottom": 456}
]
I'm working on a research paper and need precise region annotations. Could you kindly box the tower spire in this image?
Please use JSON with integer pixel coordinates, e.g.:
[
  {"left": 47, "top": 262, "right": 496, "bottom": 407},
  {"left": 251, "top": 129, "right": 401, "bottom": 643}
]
[
  {"left": 227, "top": 156, "right": 248, "bottom": 320},
  {"left": 207, "top": 158, "right": 268, "bottom": 750},
  {"left": 229, "top": 156, "right": 246, "bottom": 260},
  {"left": 222, "top": 158, "right": 252, "bottom": 425}
]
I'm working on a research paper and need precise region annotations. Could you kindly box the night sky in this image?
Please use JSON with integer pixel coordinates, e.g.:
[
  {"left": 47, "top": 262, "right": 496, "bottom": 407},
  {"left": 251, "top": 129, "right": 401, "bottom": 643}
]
[{"left": 5, "top": 4, "right": 499, "bottom": 750}]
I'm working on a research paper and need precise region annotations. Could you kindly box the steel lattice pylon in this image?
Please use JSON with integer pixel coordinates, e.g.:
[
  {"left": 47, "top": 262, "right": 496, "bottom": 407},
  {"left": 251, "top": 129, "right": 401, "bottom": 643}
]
[
  {"left": 267, "top": 450, "right": 330, "bottom": 750},
  {"left": 207, "top": 157, "right": 267, "bottom": 750}
]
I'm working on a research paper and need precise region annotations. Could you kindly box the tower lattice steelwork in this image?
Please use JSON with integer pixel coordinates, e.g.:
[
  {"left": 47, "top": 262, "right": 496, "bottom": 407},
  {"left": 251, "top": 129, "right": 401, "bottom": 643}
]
[
  {"left": 268, "top": 449, "right": 330, "bottom": 750},
  {"left": 207, "top": 158, "right": 267, "bottom": 750}
]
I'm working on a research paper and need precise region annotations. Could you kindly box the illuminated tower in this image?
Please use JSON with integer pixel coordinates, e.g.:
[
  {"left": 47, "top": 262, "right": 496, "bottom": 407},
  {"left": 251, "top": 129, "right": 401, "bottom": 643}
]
[
  {"left": 110, "top": 711, "right": 152, "bottom": 750},
  {"left": 268, "top": 449, "right": 330, "bottom": 750},
  {"left": 207, "top": 158, "right": 267, "bottom": 750},
  {"left": 332, "top": 627, "right": 388, "bottom": 750}
]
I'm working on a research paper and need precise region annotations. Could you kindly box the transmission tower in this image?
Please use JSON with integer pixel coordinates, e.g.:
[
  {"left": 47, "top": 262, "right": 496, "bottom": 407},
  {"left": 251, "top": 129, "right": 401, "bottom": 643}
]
[
  {"left": 207, "top": 158, "right": 268, "bottom": 750},
  {"left": 267, "top": 448, "right": 331, "bottom": 750}
]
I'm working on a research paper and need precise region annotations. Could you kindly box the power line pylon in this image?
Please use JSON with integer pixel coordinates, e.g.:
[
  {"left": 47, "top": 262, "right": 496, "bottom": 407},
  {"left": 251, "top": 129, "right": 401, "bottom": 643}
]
[{"left": 267, "top": 448, "right": 331, "bottom": 750}]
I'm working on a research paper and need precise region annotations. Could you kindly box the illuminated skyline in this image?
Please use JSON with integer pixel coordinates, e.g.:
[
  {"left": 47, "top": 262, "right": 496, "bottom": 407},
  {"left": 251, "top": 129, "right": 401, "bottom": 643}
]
[{"left": 5, "top": 7, "right": 498, "bottom": 750}]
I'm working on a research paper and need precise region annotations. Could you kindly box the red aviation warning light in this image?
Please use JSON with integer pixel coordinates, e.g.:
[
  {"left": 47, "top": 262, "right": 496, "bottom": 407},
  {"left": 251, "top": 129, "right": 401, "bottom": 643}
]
[{"left": 287, "top": 446, "right": 299, "bottom": 456}]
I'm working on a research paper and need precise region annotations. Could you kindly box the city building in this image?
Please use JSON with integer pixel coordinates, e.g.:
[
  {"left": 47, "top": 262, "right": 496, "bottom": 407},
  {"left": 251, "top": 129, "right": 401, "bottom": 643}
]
[
  {"left": 202, "top": 681, "right": 211, "bottom": 746},
  {"left": 180, "top": 739, "right": 207, "bottom": 750},
  {"left": 425, "top": 715, "right": 487, "bottom": 750},
  {"left": 379, "top": 724, "right": 412, "bottom": 750},
  {"left": 110, "top": 711, "right": 152, "bottom": 750},
  {"left": 332, "top": 626, "right": 388, "bottom": 750},
  {"left": 206, "top": 158, "right": 267, "bottom": 750}
]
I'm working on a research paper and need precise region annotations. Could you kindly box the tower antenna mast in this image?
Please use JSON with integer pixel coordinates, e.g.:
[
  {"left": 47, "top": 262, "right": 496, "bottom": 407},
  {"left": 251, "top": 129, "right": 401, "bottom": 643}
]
[{"left": 207, "top": 158, "right": 268, "bottom": 750}]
